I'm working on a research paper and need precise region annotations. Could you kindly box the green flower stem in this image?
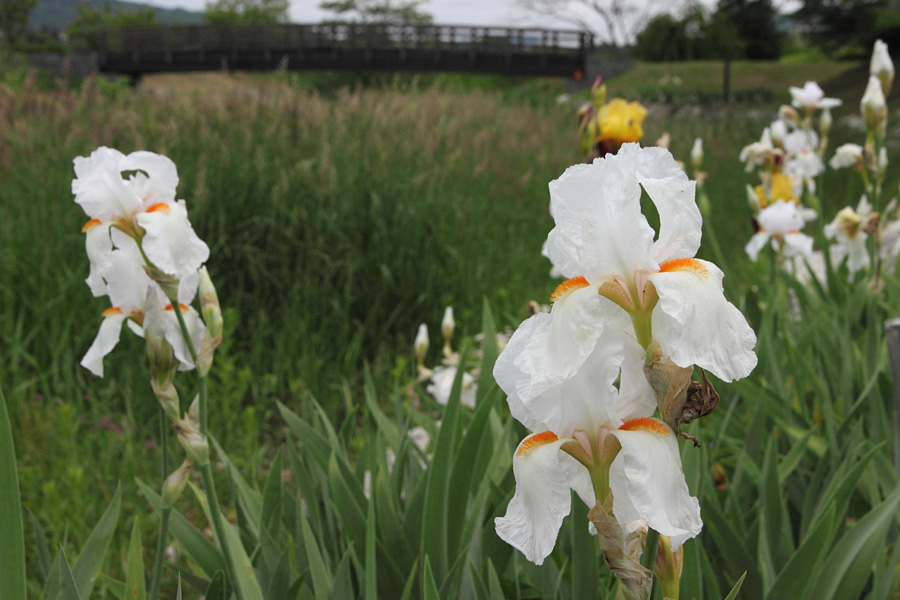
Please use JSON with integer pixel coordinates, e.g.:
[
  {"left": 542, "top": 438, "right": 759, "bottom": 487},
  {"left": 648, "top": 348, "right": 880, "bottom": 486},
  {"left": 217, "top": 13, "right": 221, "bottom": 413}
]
[
  {"left": 632, "top": 310, "right": 653, "bottom": 354},
  {"left": 149, "top": 406, "right": 171, "bottom": 600},
  {"left": 641, "top": 527, "right": 660, "bottom": 571},
  {"left": 661, "top": 579, "right": 680, "bottom": 600},
  {"left": 199, "top": 376, "right": 209, "bottom": 437},
  {"left": 589, "top": 465, "right": 611, "bottom": 506},
  {"left": 148, "top": 508, "right": 171, "bottom": 600},
  {"left": 158, "top": 405, "right": 169, "bottom": 482},
  {"left": 200, "top": 461, "right": 242, "bottom": 600},
  {"left": 171, "top": 304, "right": 243, "bottom": 600}
]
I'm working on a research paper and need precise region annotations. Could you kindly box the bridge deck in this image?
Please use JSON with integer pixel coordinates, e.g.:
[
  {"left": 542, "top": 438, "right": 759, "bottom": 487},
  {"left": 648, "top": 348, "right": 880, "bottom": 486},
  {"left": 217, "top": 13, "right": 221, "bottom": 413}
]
[{"left": 98, "top": 23, "right": 593, "bottom": 77}]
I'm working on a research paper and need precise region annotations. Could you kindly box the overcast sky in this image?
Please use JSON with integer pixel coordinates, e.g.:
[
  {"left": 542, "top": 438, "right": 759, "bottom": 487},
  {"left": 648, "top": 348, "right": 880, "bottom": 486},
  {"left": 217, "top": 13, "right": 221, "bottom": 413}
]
[
  {"left": 135, "top": 0, "right": 801, "bottom": 43},
  {"left": 138, "top": 0, "right": 587, "bottom": 27},
  {"left": 136, "top": 0, "right": 686, "bottom": 42}
]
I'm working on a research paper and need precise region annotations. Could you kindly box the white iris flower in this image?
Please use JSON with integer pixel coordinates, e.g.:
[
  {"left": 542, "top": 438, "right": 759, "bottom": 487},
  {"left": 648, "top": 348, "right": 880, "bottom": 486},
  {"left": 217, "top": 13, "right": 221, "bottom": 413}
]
[
  {"left": 825, "top": 196, "right": 872, "bottom": 279},
  {"left": 80, "top": 234, "right": 207, "bottom": 377},
  {"left": 427, "top": 365, "right": 477, "bottom": 408},
  {"left": 75, "top": 147, "right": 210, "bottom": 377},
  {"left": 494, "top": 320, "right": 701, "bottom": 564},
  {"left": 73, "top": 147, "right": 209, "bottom": 279},
  {"left": 745, "top": 200, "right": 815, "bottom": 262},
  {"left": 829, "top": 143, "right": 865, "bottom": 170},
  {"left": 789, "top": 81, "right": 842, "bottom": 112},
  {"left": 522, "top": 144, "right": 756, "bottom": 400}
]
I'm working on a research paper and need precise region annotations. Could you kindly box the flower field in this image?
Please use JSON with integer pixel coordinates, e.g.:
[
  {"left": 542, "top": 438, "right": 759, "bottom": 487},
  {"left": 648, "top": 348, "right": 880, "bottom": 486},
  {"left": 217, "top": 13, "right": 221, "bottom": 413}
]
[{"left": 1, "top": 53, "right": 900, "bottom": 599}]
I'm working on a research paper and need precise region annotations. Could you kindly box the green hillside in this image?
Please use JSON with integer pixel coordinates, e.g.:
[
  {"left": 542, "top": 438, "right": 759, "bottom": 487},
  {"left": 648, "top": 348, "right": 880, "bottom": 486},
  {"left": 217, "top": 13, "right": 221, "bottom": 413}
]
[{"left": 29, "top": 0, "right": 202, "bottom": 31}]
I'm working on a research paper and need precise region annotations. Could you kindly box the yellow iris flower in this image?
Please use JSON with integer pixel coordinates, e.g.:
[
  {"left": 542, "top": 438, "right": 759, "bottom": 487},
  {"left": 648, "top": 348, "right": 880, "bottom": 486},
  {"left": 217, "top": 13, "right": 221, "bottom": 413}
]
[
  {"left": 755, "top": 173, "right": 799, "bottom": 208},
  {"left": 596, "top": 99, "right": 647, "bottom": 146}
]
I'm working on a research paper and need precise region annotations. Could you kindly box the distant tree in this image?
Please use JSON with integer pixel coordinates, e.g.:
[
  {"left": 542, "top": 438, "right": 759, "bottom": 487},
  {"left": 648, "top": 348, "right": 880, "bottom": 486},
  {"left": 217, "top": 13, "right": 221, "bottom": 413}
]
[
  {"left": 514, "top": 0, "right": 666, "bottom": 47},
  {"left": 702, "top": 10, "right": 744, "bottom": 59},
  {"left": 205, "top": 0, "right": 290, "bottom": 24},
  {"left": 634, "top": 14, "right": 690, "bottom": 60},
  {"left": 792, "top": 0, "right": 886, "bottom": 53},
  {"left": 715, "top": 0, "right": 781, "bottom": 59},
  {"left": 633, "top": 3, "right": 744, "bottom": 61},
  {"left": 318, "top": 0, "right": 433, "bottom": 24},
  {"left": 0, "top": 0, "right": 38, "bottom": 51},
  {"left": 67, "top": 4, "right": 157, "bottom": 50}
]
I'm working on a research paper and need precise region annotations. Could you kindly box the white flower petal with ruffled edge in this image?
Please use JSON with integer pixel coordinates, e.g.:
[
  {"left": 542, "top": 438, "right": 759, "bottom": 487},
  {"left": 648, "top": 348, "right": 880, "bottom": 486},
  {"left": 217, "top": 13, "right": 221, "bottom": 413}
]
[
  {"left": 745, "top": 231, "right": 771, "bottom": 262},
  {"left": 496, "top": 302, "right": 632, "bottom": 437},
  {"left": 119, "top": 151, "right": 179, "bottom": 208},
  {"left": 495, "top": 432, "right": 587, "bottom": 565},
  {"left": 758, "top": 200, "right": 805, "bottom": 235},
  {"left": 507, "top": 282, "right": 629, "bottom": 405},
  {"left": 617, "top": 144, "right": 702, "bottom": 264},
  {"left": 164, "top": 304, "right": 208, "bottom": 370},
  {"left": 102, "top": 239, "right": 155, "bottom": 313},
  {"left": 177, "top": 270, "right": 200, "bottom": 306},
  {"left": 649, "top": 259, "right": 757, "bottom": 382},
  {"left": 494, "top": 315, "right": 549, "bottom": 433},
  {"left": 615, "top": 335, "right": 658, "bottom": 423},
  {"left": 137, "top": 200, "right": 210, "bottom": 278},
  {"left": 427, "top": 366, "right": 477, "bottom": 408},
  {"left": 829, "top": 234, "right": 870, "bottom": 278},
  {"left": 784, "top": 232, "right": 814, "bottom": 259},
  {"left": 83, "top": 220, "right": 113, "bottom": 297},
  {"left": 784, "top": 149, "right": 824, "bottom": 180},
  {"left": 783, "top": 129, "right": 819, "bottom": 155},
  {"left": 545, "top": 158, "right": 656, "bottom": 281},
  {"left": 846, "top": 236, "right": 870, "bottom": 276},
  {"left": 72, "top": 147, "right": 143, "bottom": 222},
  {"left": 609, "top": 418, "right": 702, "bottom": 549},
  {"left": 81, "top": 310, "right": 127, "bottom": 377}
]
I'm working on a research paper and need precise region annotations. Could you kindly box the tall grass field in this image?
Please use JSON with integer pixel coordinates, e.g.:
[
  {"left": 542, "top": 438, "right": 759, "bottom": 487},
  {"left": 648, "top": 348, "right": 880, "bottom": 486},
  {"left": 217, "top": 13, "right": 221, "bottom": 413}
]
[{"left": 2, "top": 61, "right": 900, "bottom": 598}]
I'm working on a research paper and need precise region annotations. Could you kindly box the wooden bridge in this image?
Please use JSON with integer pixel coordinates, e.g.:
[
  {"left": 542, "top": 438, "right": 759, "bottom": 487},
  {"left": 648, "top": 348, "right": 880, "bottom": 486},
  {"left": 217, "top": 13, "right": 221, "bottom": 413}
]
[{"left": 97, "top": 23, "right": 594, "bottom": 78}]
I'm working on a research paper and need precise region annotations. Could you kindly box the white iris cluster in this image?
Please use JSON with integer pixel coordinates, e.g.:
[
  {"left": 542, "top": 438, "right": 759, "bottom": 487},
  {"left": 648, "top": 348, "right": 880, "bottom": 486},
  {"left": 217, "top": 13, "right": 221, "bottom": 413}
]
[
  {"left": 74, "top": 147, "right": 211, "bottom": 377},
  {"left": 493, "top": 144, "right": 757, "bottom": 566}
]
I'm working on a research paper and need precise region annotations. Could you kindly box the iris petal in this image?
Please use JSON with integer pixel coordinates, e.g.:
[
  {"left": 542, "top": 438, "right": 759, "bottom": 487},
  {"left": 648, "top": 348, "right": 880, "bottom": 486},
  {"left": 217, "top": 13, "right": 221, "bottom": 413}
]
[{"left": 649, "top": 259, "right": 757, "bottom": 382}]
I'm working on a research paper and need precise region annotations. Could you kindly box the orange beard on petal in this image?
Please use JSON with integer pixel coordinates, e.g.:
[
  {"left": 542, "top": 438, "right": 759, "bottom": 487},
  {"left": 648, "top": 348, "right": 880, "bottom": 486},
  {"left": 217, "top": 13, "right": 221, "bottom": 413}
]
[
  {"left": 550, "top": 276, "right": 590, "bottom": 303},
  {"left": 619, "top": 417, "right": 671, "bottom": 436},
  {"left": 516, "top": 431, "right": 560, "bottom": 457},
  {"left": 658, "top": 258, "right": 709, "bottom": 278}
]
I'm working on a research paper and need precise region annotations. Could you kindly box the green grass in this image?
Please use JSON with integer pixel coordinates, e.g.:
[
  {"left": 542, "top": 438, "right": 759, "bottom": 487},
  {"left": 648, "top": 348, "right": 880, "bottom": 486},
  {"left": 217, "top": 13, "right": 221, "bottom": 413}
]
[
  {"left": 2, "top": 61, "right": 900, "bottom": 598},
  {"left": 606, "top": 60, "right": 865, "bottom": 106}
]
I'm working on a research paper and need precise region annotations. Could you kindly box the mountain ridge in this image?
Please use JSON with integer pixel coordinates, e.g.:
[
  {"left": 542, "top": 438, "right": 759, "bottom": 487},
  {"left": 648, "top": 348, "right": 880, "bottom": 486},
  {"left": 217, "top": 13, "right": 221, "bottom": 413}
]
[{"left": 30, "top": 0, "right": 203, "bottom": 32}]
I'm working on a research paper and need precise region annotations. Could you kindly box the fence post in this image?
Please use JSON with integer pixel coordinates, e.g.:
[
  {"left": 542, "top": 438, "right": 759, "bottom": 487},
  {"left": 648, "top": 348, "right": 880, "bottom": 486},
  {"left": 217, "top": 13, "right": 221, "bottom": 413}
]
[{"left": 884, "top": 318, "right": 900, "bottom": 468}]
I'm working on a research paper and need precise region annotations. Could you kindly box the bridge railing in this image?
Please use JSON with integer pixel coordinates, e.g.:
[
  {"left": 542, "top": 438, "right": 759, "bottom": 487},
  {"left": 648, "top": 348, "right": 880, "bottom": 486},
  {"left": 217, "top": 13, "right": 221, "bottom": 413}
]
[{"left": 99, "top": 23, "right": 593, "bottom": 58}]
